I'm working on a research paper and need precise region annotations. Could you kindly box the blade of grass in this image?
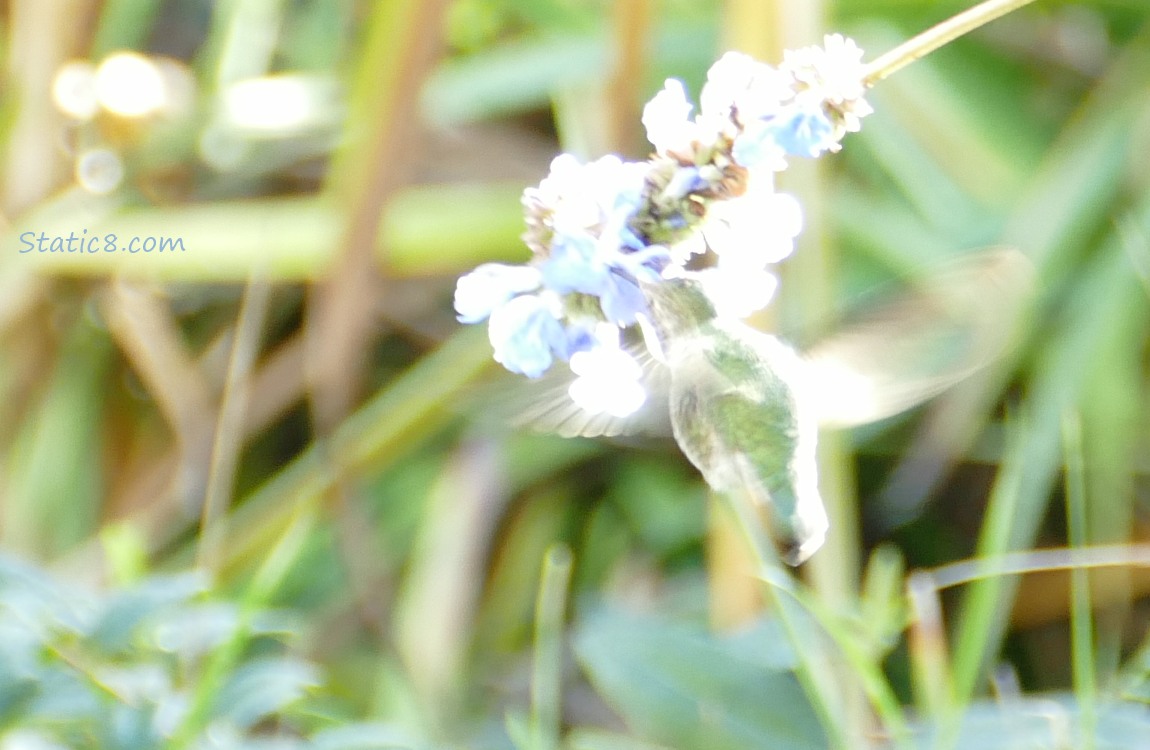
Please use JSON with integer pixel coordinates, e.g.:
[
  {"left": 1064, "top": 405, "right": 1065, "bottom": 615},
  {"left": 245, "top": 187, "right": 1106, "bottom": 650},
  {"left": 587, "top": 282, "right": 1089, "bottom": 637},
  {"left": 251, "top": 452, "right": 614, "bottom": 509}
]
[
  {"left": 198, "top": 277, "right": 271, "bottom": 575},
  {"left": 951, "top": 224, "right": 1150, "bottom": 707},
  {"left": 1082, "top": 216, "right": 1150, "bottom": 680},
  {"left": 605, "top": 0, "right": 653, "bottom": 155},
  {"left": 3, "top": 0, "right": 78, "bottom": 213},
  {"left": 530, "top": 545, "right": 573, "bottom": 750},
  {"left": 762, "top": 562, "right": 913, "bottom": 749},
  {"left": 196, "top": 0, "right": 287, "bottom": 86},
  {"left": 906, "top": 569, "right": 956, "bottom": 724},
  {"left": 721, "top": 489, "right": 848, "bottom": 750},
  {"left": 308, "top": 0, "right": 452, "bottom": 431},
  {"left": 1062, "top": 411, "right": 1096, "bottom": 750},
  {"left": 930, "top": 546, "right": 1150, "bottom": 591},
  {"left": 947, "top": 407, "right": 1025, "bottom": 713},
  {"left": 2, "top": 314, "right": 113, "bottom": 558},
  {"left": 875, "top": 29, "right": 1150, "bottom": 524},
  {"left": 166, "top": 325, "right": 495, "bottom": 573},
  {"left": 911, "top": 542, "right": 1150, "bottom": 744},
  {"left": 393, "top": 437, "right": 509, "bottom": 728},
  {"left": 90, "top": 0, "right": 164, "bottom": 57}
]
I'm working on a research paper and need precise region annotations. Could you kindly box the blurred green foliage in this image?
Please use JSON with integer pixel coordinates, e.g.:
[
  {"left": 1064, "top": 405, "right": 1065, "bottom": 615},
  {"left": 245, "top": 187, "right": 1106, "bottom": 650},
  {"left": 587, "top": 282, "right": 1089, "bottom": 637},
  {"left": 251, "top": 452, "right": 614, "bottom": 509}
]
[{"left": 1, "top": 0, "right": 1150, "bottom": 748}]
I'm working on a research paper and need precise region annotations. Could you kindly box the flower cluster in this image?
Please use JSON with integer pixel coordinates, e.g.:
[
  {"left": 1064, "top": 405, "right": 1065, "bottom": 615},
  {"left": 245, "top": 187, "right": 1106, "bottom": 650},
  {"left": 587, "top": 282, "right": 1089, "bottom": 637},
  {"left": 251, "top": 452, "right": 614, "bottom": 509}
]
[{"left": 454, "top": 35, "right": 871, "bottom": 417}]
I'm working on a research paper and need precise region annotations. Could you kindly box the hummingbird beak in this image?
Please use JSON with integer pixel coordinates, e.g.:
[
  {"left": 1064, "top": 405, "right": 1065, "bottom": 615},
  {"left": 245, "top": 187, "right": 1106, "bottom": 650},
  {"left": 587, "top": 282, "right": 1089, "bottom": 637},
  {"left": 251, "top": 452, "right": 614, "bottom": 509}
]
[
  {"left": 782, "top": 525, "right": 827, "bottom": 566},
  {"left": 728, "top": 448, "right": 828, "bottom": 567}
]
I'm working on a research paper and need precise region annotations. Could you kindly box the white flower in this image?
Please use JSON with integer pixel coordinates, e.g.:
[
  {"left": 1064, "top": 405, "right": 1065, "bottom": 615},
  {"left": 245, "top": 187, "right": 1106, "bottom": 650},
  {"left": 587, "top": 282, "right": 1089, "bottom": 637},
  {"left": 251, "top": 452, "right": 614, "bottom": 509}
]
[
  {"left": 454, "top": 263, "right": 543, "bottom": 323},
  {"left": 528, "top": 154, "right": 649, "bottom": 238},
  {"left": 487, "top": 293, "right": 568, "bottom": 378},
  {"left": 782, "top": 34, "right": 874, "bottom": 135},
  {"left": 697, "top": 264, "right": 779, "bottom": 320},
  {"left": 701, "top": 51, "right": 790, "bottom": 124},
  {"left": 668, "top": 230, "right": 707, "bottom": 266},
  {"left": 703, "top": 182, "right": 803, "bottom": 265},
  {"left": 642, "top": 79, "right": 698, "bottom": 155},
  {"left": 784, "top": 34, "right": 869, "bottom": 101}
]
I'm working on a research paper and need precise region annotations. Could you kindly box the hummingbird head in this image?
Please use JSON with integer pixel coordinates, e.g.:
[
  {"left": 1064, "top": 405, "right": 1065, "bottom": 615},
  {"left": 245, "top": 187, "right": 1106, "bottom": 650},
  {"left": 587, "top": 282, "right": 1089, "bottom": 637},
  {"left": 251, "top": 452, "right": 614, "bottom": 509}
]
[{"left": 637, "top": 275, "right": 718, "bottom": 343}]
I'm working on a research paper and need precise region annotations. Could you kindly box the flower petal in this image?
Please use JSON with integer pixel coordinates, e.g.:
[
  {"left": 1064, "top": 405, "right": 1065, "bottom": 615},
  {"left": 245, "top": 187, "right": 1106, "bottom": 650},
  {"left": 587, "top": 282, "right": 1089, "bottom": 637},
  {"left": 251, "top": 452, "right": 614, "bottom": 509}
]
[
  {"left": 487, "top": 294, "right": 566, "bottom": 378},
  {"left": 454, "top": 263, "right": 543, "bottom": 323}
]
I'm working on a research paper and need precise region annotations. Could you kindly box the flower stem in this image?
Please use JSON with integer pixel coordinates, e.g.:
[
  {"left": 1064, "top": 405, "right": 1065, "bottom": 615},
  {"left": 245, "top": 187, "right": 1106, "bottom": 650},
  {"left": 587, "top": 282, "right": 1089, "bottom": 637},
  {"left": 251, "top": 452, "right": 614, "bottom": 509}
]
[
  {"left": 723, "top": 490, "right": 913, "bottom": 748},
  {"left": 862, "top": 0, "right": 1041, "bottom": 87}
]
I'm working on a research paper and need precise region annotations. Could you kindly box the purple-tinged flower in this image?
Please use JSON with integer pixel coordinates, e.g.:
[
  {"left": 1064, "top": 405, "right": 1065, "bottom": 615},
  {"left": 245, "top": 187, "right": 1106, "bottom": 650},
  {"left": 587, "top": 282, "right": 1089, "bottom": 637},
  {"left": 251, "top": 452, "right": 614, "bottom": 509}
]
[
  {"left": 487, "top": 294, "right": 570, "bottom": 378},
  {"left": 540, "top": 233, "right": 605, "bottom": 297},
  {"left": 663, "top": 166, "right": 709, "bottom": 200},
  {"left": 730, "top": 122, "right": 789, "bottom": 171},
  {"left": 694, "top": 181, "right": 800, "bottom": 318},
  {"left": 783, "top": 34, "right": 870, "bottom": 112},
  {"left": 457, "top": 37, "right": 876, "bottom": 392},
  {"left": 762, "top": 102, "right": 837, "bottom": 158},
  {"left": 598, "top": 273, "right": 648, "bottom": 325},
  {"left": 454, "top": 263, "right": 543, "bottom": 323},
  {"left": 537, "top": 156, "right": 648, "bottom": 233},
  {"left": 780, "top": 34, "right": 873, "bottom": 152},
  {"left": 541, "top": 232, "right": 669, "bottom": 326}
]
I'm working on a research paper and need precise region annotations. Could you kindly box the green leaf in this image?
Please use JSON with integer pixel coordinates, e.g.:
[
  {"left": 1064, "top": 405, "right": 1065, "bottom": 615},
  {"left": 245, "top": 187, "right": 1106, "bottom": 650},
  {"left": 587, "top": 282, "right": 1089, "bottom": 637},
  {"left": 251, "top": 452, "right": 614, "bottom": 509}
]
[
  {"left": 917, "top": 697, "right": 1150, "bottom": 749},
  {"left": 566, "top": 728, "right": 674, "bottom": 750},
  {"left": 423, "top": 34, "right": 610, "bottom": 125},
  {"left": 0, "top": 673, "right": 38, "bottom": 728},
  {"left": 573, "top": 607, "right": 825, "bottom": 750},
  {"left": 211, "top": 656, "right": 322, "bottom": 729},
  {"left": 309, "top": 723, "right": 431, "bottom": 750},
  {"left": 1, "top": 315, "right": 112, "bottom": 556},
  {"left": 88, "top": 572, "right": 208, "bottom": 654},
  {"left": 504, "top": 709, "right": 531, "bottom": 750},
  {"left": 0, "top": 554, "right": 84, "bottom": 630},
  {"left": 150, "top": 603, "right": 298, "bottom": 660}
]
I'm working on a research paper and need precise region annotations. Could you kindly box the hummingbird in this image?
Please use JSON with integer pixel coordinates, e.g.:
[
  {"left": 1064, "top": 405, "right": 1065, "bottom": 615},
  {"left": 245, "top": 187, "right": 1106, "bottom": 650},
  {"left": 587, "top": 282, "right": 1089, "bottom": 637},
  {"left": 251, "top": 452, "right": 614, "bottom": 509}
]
[
  {"left": 639, "top": 274, "right": 827, "bottom": 564},
  {"left": 515, "top": 248, "right": 1033, "bottom": 565}
]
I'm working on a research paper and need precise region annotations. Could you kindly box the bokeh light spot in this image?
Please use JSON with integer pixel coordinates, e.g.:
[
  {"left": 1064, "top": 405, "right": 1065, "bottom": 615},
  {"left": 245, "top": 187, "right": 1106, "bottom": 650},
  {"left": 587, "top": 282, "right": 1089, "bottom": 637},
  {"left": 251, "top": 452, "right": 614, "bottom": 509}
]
[
  {"left": 52, "top": 61, "right": 99, "bottom": 120},
  {"left": 96, "top": 52, "right": 165, "bottom": 117},
  {"left": 75, "top": 148, "right": 124, "bottom": 194}
]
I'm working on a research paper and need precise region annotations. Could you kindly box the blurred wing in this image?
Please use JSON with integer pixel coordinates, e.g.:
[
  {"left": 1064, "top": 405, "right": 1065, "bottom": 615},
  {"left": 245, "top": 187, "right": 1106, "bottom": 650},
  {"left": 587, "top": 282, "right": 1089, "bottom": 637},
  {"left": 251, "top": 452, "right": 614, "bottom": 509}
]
[
  {"left": 504, "top": 345, "right": 673, "bottom": 438},
  {"left": 801, "top": 247, "right": 1034, "bottom": 428}
]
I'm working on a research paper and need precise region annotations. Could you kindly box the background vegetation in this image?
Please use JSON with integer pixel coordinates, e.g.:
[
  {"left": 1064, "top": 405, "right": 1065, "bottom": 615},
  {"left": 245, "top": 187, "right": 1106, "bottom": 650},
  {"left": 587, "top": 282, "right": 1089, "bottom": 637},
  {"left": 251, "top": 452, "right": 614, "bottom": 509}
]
[{"left": 1, "top": 0, "right": 1149, "bottom": 747}]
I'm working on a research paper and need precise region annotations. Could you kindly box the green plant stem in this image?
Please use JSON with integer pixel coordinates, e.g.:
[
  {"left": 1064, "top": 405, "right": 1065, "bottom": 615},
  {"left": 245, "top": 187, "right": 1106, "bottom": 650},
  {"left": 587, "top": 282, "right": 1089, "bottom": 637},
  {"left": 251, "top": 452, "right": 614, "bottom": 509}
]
[
  {"left": 530, "top": 545, "right": 573, "bottom": 750},
  {"left": 862, "top": 0, "right": 1041, "bottom": 87},
  {"left": 724, "top": 491, "right": 911, "bottom": 749},
  {"left": 724, "top": 492, "right": 845, "bottom": 749},
  {"left": 167, "top": 326, "right": 495, "bottom": 573},
  {"left": 198, "top": 277, "right": 271, "bottom": 575},
  {"left": 170, "top": 503, "right": 317, "bottom": 748},
  {"left": 1063, "top": 412, "right": 1097, "bottom": 750},
  {"left": 949, "top": 410, "right": 1026, "bottom": 710},
  {"left": 906, "top": 571, "right": 956, "bottom": 725},
  {"left": 928, "top": 545, "right": 1150, "bottom": 589},
  {"left": 775, "top": 567, "right": 913, "bottom": 748}
]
